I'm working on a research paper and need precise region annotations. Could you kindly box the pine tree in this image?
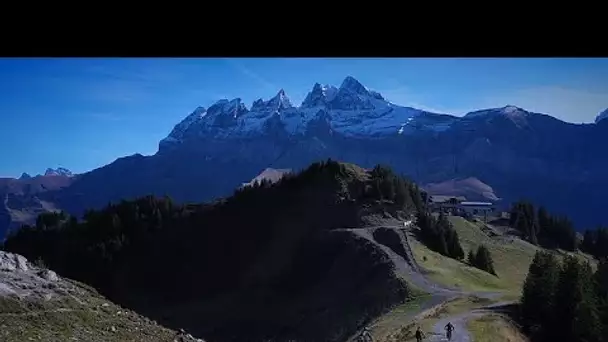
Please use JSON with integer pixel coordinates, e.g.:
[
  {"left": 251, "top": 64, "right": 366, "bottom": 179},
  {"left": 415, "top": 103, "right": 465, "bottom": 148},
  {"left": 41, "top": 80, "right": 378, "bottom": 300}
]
[
  {"left": 553, "top": 256, "right": 601, "bottom": 342},
  {"left": 537, "top": 206, "right": 550, "bottom": 236},
  {"left": 595, "top": 228, "right": 608, "bottom": 259},
  {"left": 446, "top": 229, "right": 465, "bottom": 260},
  {"left": 381, "top": 178, "right": 396, "bottom": 201},
  {"left": 467, "top": 249, "right": 475, "bottom": 265},
  {"left": 520, "top": 251, "right": 560, "bottom": 340},
  {"left": 594, "top": 259, "right": 608, "bottom": 342},
  {"left": 393, "top": 177, "right": 408, "bottom": 206},
  {"left": 581, "top": 230, "right": 596, "bottom": 255},
  {"left": 473, "top": 245, "right": 496, "bottom": 275}
]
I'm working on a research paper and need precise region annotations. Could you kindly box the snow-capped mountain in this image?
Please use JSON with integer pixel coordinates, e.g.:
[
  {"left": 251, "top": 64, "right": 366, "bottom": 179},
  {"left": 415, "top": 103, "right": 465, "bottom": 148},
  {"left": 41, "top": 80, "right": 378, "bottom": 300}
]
[
  {"left": 2, "top": 76, "right": 608, "bottom": 238},
  {"left": 159, "top": 76, "right": 449, "bottom": 151},
  {"left": 43, "top": 168, "right": 74, "bottom": 177}
]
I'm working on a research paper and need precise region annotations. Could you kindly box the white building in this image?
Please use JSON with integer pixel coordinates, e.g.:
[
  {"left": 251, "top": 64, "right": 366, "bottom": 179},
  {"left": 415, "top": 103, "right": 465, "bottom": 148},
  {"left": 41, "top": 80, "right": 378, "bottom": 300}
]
[
  {"left": 458, "top": 201, "right": 495, "bottom": 221},
  {"left": 427, "top": 195, "right": 467, "bottom": 213}
]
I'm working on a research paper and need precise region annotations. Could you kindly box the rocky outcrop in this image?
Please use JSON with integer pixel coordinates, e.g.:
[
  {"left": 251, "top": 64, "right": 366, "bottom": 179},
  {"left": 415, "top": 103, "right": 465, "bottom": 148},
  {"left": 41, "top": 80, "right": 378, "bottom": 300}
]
[{"left": 0, "top": 251, "right": 61, "bottom": 299}]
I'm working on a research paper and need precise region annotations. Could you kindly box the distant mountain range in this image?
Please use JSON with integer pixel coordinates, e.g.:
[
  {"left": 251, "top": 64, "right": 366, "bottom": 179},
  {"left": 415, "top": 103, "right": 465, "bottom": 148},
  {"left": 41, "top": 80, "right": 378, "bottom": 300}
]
[{"left": 2, "top": 76, "right": 607, "bottom": 237}]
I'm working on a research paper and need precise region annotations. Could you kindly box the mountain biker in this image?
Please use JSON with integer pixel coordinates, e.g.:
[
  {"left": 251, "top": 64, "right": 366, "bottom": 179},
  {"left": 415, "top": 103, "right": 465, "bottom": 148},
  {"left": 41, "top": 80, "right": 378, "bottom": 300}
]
[
  {"left": 415, "top": 326, "right": 425, "bottom": 342},
  {"left": 358, "top": 326, "right": 373, "bottom": 342},
  {"left": 445, "top": 322, "right": 454, "bottom": 340}
]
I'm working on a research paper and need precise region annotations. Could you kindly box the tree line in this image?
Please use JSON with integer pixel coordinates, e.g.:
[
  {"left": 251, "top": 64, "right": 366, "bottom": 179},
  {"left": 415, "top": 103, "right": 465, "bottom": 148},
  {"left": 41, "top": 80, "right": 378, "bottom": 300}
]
[
  {"left": 0, "top": 159, "right": 425, "bottom": 300},
  {"left": 580, "top": 227, "right": 608, "bottom": 260},
  {"left": 415, "top": 203, "right": 497, "bottom": 275},
  {"left": 0, "top": 159, "right": 428, "bottom": 341},
  {"left": 416, "top": 211, "right": 465, "bottom": 261},
  {"left": 467, "top": 245, "right": 496, "bottom": 275},
  {"left": 521, "top": 251, "right": 608, "bottom": 342},
  {"left": 510, "top": 201, "right": 577, "bottom": 250}
]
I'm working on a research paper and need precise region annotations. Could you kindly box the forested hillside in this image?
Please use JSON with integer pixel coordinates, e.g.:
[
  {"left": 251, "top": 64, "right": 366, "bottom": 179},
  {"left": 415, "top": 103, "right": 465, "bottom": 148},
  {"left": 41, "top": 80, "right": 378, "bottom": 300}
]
[
  {"left": 521, "top": 251, "right": 608, "bottom": 342},
  {"left": 1, "top": 160, "right": 424, "bottom": 342},
  {"left": 509, "top": 200, "right": 579, "bottom": 250}
]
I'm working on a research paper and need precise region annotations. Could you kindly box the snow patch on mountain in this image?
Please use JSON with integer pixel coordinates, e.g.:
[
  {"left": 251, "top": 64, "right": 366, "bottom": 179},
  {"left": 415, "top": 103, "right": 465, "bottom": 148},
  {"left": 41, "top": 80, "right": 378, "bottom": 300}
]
[
  {"left": 159, "top": 76, "right": 460, "bottom": 150},
  {"left": 44, "top": 168, "right": 73, "bottom": 177},
  {"left": 595, "top": 108, "right": 608, "bottom": 124},
  {"left": 464, "top": 105, "right": 527, "bottom": 119},
  {"left": 241, "top": 168, "right": 292, "bottom": 188}
]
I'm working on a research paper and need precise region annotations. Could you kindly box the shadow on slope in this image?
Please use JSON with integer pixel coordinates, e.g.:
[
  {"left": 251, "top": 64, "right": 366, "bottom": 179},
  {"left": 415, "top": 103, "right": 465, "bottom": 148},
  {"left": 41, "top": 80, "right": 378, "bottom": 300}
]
[{"left": 3, "top": 160, "right": 425, "bottom": 342}]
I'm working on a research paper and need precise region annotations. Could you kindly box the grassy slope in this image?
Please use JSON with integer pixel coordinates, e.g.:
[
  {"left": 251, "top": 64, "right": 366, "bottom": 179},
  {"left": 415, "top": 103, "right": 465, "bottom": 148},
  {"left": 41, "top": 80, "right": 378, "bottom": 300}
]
[
  {"left": 410, "top": 216, "right": 537, "bottom": 299},
  {"left": 410, "top": 216, "right": 595, "bottom": 300},
  {"left": 467, "top": 314, "right": 529, "bottom": 342},
  {"left": 370, "top": 215, "right": 597, "bottom": 341},
  {"left": 0, "top": 281, "right": 178, "bottom": 342}
]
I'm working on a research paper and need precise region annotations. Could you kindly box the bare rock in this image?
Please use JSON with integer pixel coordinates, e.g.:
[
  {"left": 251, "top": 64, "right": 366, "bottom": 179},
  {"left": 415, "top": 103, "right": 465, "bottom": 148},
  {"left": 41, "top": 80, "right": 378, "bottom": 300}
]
[
  {"left": 37, "top": 269, "right": 59, "bottom": 282},
  {"left": 0, "top": 252, "right": 29, "bottom": 272}
]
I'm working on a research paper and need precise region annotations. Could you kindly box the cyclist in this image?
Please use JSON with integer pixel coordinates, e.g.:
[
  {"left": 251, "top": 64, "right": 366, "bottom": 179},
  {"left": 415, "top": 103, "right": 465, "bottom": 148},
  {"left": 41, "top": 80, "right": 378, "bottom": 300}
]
[
  {"left": 444, "top": 322, "right": 455, "bottom": 341},
  {"left": 415, "top": 326, "right": 425, "bottom": 342}
]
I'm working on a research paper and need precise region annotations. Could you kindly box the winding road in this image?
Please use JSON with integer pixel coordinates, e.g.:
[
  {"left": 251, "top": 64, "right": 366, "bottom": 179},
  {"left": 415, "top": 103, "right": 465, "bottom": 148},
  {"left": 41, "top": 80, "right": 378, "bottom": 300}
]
[{"left": 342, "top": 221, "right": 514, "bottom": 342}]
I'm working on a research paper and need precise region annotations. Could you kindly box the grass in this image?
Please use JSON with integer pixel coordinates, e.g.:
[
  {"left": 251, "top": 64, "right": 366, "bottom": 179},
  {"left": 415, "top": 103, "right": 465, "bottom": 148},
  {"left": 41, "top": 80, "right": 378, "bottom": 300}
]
[
  {"left": 410, "top": 216, "right": 539, "bottom": 297},
  {"left": 467, "top": 314, "right": 529, "bottom": 342},
  {"left": 368, "top": 295, "right": 432, "bottom": 341},
  {"left": 373, "top": 296, "right": 493, "bottom": 342},
  {"left": 0, "top": 292, "right": 178, "bottom": 342},
  {"left": 371, "top": 215, "right": 598, "bottom": 341},
  {"left": 410, "top": 216, "right": 597, "bottom": 301}
]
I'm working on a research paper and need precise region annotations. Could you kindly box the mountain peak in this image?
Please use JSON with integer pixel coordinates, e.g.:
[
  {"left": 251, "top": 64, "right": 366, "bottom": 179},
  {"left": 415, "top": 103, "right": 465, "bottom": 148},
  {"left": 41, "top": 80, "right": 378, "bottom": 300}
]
[
  {"left": 44, "top": 168, "right": 73, "bottom": 177},
  {"left": 465, "top": 105, "right": 528, "bottom": 119},
  {"left": 268, "top": 89, "right": 293, "bottom": 110},
  {"left": 301, "top": 83, "right": 338, "bottom": 108},
  {"left": 339, "top": 76, "right": 369, "bottom": 95},
  {"left": 19, "top": 172, "right": 31, "bottom": 180},
  {"left": 501, "top": 105, "right": 522, "bottom": 113},
  {"left": 251, "top": 89, "right": 293, "bottom": 112},
  {"left": 595, "top": 108, "right": 608, "bottom": 124},
  {"left": 208, "top": 98, "right": 248, "bottom": 117}
]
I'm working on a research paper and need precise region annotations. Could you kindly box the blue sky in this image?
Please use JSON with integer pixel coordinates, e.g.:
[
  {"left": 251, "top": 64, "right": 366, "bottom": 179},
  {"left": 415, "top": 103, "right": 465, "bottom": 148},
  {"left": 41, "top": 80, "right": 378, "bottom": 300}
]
[{"left": 1, "top": 58, "right": 607, "bottom": 178}]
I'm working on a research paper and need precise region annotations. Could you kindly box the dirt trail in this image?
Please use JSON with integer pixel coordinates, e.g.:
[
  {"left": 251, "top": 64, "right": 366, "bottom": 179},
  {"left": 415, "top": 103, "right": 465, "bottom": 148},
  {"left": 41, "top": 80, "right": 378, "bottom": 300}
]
[
  {"left": 428, "top": 302, "right": 515, "bottom": 342},
  {"left": 340, "top": 222, "right": 501, "bottom": 300},
  {"left": 340, "top": 221, "right": 507, "bottom": 342}
]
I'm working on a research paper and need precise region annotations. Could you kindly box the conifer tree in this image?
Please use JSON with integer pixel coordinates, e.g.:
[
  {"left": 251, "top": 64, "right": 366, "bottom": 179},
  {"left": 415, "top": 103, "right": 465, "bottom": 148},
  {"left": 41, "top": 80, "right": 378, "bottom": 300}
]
[
  {"left": 593, "top": 259, "right": 608, "bottom": 342},
  {"left": 446, "top": 229, "right": 465, "bottom": 260},
  {"left": 467, "top": 249, "right": 475, "bottom": 265},
  {"left": 553, "top": 256, "right": 601, "bottom": 342},
  {"left": 472, "top": 245, "right": 496, "bottom": 275},
  {"left": 581, "top": 230, "right": 596, "bottom": 255},
  {"left": 520, "top": 251, "right": 560, "bottom": 340}
]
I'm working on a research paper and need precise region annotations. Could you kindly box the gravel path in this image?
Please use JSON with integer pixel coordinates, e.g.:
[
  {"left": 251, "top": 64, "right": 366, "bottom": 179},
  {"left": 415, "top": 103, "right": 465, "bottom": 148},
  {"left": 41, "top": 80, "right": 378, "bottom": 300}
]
[
  {"left": 341, "top": 222, "right": 502, "bottom": 300},
  {"left": 340, "top": 221, "right": 507, "bottom": 342},
  {"left": 428, "top": 302, "right": 515, "bottom": 342}
]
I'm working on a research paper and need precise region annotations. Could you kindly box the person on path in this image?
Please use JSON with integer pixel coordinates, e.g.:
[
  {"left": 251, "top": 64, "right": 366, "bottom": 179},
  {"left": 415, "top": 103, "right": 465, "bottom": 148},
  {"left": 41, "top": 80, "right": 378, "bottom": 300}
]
[
  {"left": 415, "top": 326, "right": 426, "bottom": 342},
  {"left": 444, "top": 322, "right": 455, "bottom": 341}
]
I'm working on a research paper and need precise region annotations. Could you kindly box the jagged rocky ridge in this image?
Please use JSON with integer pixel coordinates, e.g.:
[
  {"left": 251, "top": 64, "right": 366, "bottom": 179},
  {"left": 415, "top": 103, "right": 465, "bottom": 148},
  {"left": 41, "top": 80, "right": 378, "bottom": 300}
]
[{"left": 1, "top": 76, "right": 608, "bottom": 237}]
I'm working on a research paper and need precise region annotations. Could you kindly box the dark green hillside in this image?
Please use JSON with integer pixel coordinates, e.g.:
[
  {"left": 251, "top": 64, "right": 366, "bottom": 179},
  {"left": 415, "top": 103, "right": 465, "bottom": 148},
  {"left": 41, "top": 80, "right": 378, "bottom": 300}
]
[
  {"left": 520, "top": 252, "right": 607, "bottom": 342},
  {"left": 2, "top": 159, "right": 424, "bottom": 342}
]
